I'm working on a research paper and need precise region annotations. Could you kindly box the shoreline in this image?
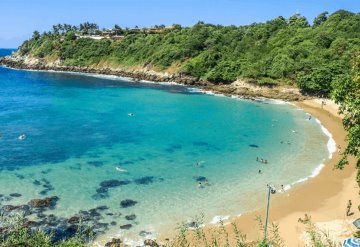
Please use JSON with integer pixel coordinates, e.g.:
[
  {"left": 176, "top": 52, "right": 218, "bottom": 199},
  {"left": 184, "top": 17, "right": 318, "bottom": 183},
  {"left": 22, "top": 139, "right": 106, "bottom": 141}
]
[
  {"left": 0, "top": 54, "right": 308, "bottom": 101},
  {"left": 0, "top": 62, "right": 356, "bottom": 245},
  {"left": 157, "top": 99, "right": 358, "bottom": 246}
]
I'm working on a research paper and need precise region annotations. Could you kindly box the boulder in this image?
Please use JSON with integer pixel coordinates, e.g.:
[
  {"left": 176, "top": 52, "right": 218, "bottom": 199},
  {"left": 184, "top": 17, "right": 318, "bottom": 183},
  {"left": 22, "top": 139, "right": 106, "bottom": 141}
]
[
  {"left": 28, "top": 196, "right": 59, "bottom": 208},
  {"left": 120, "top": 199, "right": 137, "bottom": 208},
  {"left": 144, "top": 239, "right": 159, "bottom": 247}
]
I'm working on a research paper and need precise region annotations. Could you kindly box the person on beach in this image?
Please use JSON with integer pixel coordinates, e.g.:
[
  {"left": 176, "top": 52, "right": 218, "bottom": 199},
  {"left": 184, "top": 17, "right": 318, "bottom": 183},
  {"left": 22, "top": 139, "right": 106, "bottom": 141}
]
[
  {"left": 308, "top": 115, "right": 312, "bottom": 120},
  {"left": 281, "top": 184, "right": 284, "bottom": 191}
]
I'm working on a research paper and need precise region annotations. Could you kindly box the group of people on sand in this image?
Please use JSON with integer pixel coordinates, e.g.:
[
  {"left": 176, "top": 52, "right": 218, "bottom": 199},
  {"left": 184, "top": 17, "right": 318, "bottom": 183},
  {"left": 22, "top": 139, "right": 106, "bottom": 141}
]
[
  {"left": 256, "top": 157, "right": 268, "bottom": 164},
  {"left": 198, "top": 179, "right": 210, "bottom": 188}
]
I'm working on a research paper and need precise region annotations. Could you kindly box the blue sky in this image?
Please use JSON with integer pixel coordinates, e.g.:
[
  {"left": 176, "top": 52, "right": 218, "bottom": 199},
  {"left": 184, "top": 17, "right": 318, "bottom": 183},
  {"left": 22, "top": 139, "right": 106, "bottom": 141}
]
[{"left": 0, "top": 0, "right": 359, "bottom": 48}]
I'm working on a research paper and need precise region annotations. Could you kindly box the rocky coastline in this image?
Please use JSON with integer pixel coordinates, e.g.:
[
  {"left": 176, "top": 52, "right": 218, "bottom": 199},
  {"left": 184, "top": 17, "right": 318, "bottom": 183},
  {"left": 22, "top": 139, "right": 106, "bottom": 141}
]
[{"left": 0, "top": 54, "right": 308, "bottom": 101}]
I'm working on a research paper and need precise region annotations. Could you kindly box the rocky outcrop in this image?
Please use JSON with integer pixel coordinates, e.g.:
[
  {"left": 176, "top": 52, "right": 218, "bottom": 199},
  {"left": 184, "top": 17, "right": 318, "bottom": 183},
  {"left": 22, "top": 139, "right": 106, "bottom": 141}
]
[
  {"left": 28, "top": 196, "right": 59, "bottom": 208},
  {"left": 0, "top": 54, "right": 308, "bottom": 101}
]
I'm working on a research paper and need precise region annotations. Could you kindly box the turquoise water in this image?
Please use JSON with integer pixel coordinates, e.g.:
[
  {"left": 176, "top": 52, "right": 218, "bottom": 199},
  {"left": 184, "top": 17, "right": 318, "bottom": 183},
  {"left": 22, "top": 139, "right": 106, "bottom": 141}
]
[{"left": 0, "top": 49, "right": 330, "bottom": 245}]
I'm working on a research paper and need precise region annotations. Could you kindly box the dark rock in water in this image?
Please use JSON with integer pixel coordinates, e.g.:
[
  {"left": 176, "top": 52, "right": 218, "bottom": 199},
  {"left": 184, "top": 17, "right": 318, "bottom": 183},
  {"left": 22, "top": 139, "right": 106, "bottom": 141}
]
[
  {"left": 144, "top": 239, "right": 159, "bottom": 247},
  {"left": 110, "top": 221, "right": 117, "bottom": 226},
  {"left": 41, "top": 169, "right": 52, "bottom": 174},
  {"left": 134, "top": 176, "right": 154, "bottom": 185},
  {"left": 186, "top": 221, "right": 201, "bottom": 228},
  {"left": 89, "top": 208, "right": 101, "bottom": 217},
  {"left": 249, "top": 144, "right": 259, "bottom": 148},
  {"left": 68, "top": 216, "right": 80, "bottom": 224},
  {"left": 52, "top": 224, "right": 78, "bottom": 242},
  {"left": 106, "top": 212, "right": 115, "bottom": 216},
  {"left": 125, "top": 214, "right": 136, "bottom": 221},
  {"left": 92, "top": 193, "right": 109, "bottom": 200},
  {"left": 193, "top": 176, "right": 207, "bottom": 182},
  {"left": 100, "top": 179, "right": 131, "bottom": 188},
  {"left": 9, "top": 193, "right": 22, "bottom": 197},
  {"left": 139, "top": 230, "right": 152, "bottom": 237},
  {"left": 193, "top": 141, "right": 209, "bottom": 146},
  {"left": 120, "top": 199, "right": 138, "bottom": 208},
  {"left": 96, "top": 187, "right": 108, "bottom": 193},
  {"left": 28, "top": 196, "right": 59, "bottom": 208},
  {"left": 87, "top": 161, "right": 104, "bottom": 167},
  {"left": 15, "top": 174, "right": 25, "bottom": 179},
  {"left": 120, "top": 224, "right": 132, "bottom": 230},
  {"left": 96, "top": 205, "right": 109, "bottom": 211},
  {"left": 105, "top": 238, "right": 122, "bottom": 247},
  {"left": 1, "top": 205, "right": 17, "bottom": 212},
  {"left": 33, "top": 180, "right": 41, "bottom": 186},
  {"left": 37, "top": 213, "right": 46, "bottom": 219}
]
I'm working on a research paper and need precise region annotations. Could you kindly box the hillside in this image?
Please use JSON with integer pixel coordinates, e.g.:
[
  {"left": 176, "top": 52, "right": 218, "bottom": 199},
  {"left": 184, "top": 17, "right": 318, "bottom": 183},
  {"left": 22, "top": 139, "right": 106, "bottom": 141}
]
[{"left": 1, "top": 10, "right": 360, "bottom": 97}]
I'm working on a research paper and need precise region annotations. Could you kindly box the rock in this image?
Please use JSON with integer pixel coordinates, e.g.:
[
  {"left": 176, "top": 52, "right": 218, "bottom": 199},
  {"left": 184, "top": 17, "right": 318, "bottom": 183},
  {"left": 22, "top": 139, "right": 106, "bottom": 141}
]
[
  {"left": 119, "top": 224, "right": 132, "bottom": 230},
  {"left": 134, "top": 176, "right": 154, "bottom": 185},
  {"left": 9, "top": 193, "right": 22, "bottom": 197},
  {"left": 96, "top": 205, "right": 109, "bottom": 211},
  {"left": 125, "top": 214, "right": 136, "bottom": 221},
  {"left": 105, "top": 238, "right": 123, "bottom": 247},
  {"left": 144, "top": 239, "right": 159, "bottom": 247},
  {"left": 120, "top": 199, "right": 137, "bottom": 208},
  {"left": 100, "top": 179, "right": 131, "bottom": 188},
  {"left": 28, "top": 196, "right": 59, "bottom": 208},
  {"left": 193, "top": 176, "right": 207, "bottom": 182},
  {"left": 67, "top": 216, "right": 80, "bottom": 224}
]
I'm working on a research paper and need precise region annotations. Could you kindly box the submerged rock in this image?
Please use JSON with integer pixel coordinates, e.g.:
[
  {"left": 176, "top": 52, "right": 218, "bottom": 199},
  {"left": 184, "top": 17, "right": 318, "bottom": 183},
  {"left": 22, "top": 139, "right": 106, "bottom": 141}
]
[
  {"left": 120, "top": 199, "right": 138, "bottom": 208},
  {"left": 9, "top": 193, "right": 22, "bottom": 197},
  {"left": 119, "top": 224, "right": 132, "bottom": 230},
  {"left": 134, "top": 176, "right": 154, "bottom": 185},
  {"left": 193, "top": 176, "right": 207, "bottom": 182},
  {"left": 28, "top": 196, "right": 59, "bottom": 208},
  {"left": 125, "top": 214, "right": 136, "bottom": 221},
  {"left": 105, "top": 238, "right": 123, "bottom": 247},
  {"left": 144, "top": 239, "right": 159, "bottom": 247},
  {"left": 100, "top": 179, "right": 131, "bottom": 188}
]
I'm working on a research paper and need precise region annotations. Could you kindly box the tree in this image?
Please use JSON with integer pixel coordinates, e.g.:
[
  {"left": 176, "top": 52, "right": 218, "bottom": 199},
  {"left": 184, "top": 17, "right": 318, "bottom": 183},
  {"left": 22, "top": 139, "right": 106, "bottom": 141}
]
[
  {"left": 331, "top": 53, "right": 360, "bottom": 180},
  {"left": 288, "top": 13, "right": 310, "bottom": 28},
  {"left": 313, "top": 11, "right": 328, "bottom": 27},
  {"left": 32, "top": 31, "right": 40, "bottom": 40}
]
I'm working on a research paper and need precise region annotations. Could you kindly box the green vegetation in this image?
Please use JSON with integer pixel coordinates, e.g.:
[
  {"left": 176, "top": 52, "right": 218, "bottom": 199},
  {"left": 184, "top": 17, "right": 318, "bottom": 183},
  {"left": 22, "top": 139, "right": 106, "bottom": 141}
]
[
  {"left": 0, "top": 213, "right": 90, "bottom": 247},
  {"left": 18, "top": 10, "right": 360, "bottom": 97},
  {"left": 332, "top": 52, "right": 360, "bottom": 183}
]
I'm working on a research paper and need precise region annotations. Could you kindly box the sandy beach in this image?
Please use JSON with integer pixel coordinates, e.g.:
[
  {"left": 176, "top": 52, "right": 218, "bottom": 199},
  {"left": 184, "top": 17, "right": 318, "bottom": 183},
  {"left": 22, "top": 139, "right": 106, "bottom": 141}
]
[{"left": 159, "top": 98, "right": 359, "bottom": 246}]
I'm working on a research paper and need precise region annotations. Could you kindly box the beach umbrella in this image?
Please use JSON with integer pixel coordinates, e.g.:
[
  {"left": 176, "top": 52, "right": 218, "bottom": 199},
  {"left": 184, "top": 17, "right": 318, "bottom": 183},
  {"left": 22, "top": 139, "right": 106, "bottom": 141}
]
[
  {"left": 353, "top": 218, "right": 360, "bottom": 229},
  {"left": 343, "top": 238, "right": 360, "bottom": 247}
]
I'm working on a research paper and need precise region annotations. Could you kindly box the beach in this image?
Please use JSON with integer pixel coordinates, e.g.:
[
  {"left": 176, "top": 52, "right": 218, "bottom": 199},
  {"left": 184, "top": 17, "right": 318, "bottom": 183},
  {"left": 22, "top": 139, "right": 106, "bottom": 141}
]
[{"left": 157, "top": 98, "right": 359, "bottom": 246}]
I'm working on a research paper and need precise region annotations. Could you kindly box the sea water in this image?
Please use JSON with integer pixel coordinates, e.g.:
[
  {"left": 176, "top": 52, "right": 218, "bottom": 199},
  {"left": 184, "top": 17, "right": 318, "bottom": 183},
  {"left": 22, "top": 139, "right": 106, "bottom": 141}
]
[{"left": 0, "top": 49, "right": 331, "bottom": 244}]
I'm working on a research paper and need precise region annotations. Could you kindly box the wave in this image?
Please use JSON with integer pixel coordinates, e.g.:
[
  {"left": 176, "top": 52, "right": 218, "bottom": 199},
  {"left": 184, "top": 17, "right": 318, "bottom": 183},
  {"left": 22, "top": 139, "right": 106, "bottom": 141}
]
[
  {"left": 210, "top": 215, "right": 230, "bottom": 224},
  {"left": 315, "top": 118, "right": 337, "bottom": 159}
]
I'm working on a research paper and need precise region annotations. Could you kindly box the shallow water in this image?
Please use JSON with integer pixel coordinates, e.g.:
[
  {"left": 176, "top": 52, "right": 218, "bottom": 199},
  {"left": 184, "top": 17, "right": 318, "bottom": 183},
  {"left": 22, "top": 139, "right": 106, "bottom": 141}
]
[{"left": 0, "top": 48, "right": 330, "bottom": 244}]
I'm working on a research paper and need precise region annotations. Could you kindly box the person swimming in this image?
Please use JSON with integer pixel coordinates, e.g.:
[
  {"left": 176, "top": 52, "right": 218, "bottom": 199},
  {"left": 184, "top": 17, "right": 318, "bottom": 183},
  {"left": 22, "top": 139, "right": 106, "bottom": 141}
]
[
  {"left": 258, "top": 169, "right": 262, "bottom": 174},
  {"left": 128, "top": 113, "right": 134, "bottom": 117},
  {"left": 18, "top": 134, "right": 26, "bottom": 140},
  {"left": 264, "top": 160, "right": 268, "bottom": 164},
  {"left": 198, "top": 182, "right": 203, "bottom": 188},
  {"left": 256, "top": 157, "right": 259, "bottom": 162},
  {"left": 205, "top": 179, "right": 209, "bottom": 186}
]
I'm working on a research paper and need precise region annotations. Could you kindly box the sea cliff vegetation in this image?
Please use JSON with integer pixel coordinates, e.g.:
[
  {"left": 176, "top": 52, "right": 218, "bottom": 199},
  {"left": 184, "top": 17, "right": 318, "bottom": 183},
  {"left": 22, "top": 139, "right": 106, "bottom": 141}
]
[{"left": 15, "top": 10, "right": 360, "bottom": 97}]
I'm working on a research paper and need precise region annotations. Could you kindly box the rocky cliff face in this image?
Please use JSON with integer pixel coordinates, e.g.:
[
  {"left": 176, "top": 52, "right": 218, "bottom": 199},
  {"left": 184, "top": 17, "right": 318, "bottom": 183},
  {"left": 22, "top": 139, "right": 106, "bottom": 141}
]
[{"left": 0, "top": 54, "right": 307, "bottom": 101}]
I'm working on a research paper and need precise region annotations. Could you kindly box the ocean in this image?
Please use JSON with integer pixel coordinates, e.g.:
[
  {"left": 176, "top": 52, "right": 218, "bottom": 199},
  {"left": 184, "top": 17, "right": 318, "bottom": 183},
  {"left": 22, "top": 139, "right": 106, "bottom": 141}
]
[{"left": 0, "top": 48, "right": 333, "bottom": 245}]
